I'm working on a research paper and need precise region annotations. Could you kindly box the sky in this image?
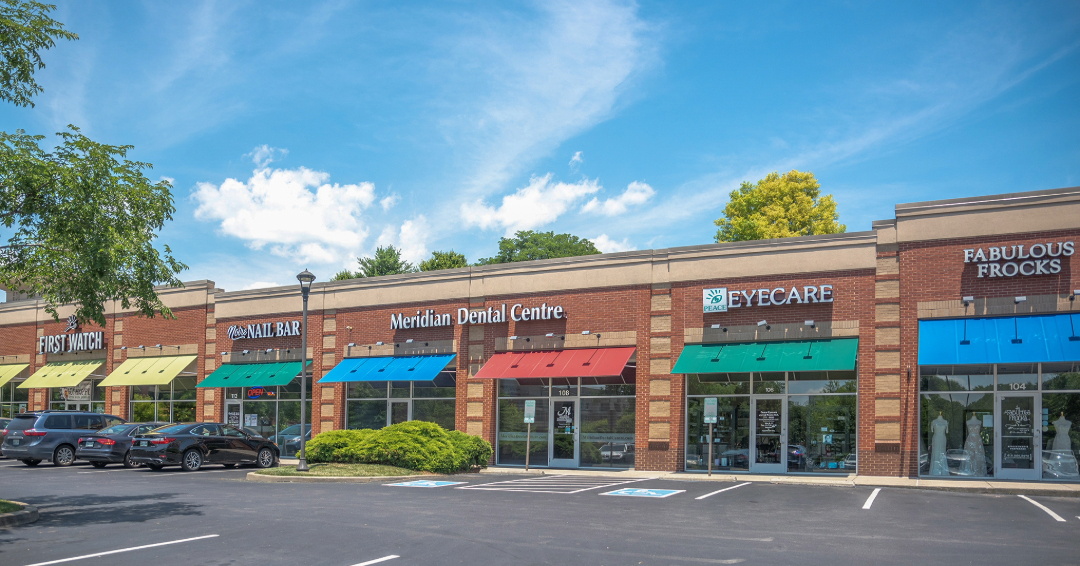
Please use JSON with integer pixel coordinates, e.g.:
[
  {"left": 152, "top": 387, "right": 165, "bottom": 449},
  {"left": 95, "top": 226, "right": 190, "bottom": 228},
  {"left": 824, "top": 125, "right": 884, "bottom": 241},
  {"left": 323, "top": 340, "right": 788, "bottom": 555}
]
[{"left": 1, "top": 0, "right": 1078, "bottom": 294}]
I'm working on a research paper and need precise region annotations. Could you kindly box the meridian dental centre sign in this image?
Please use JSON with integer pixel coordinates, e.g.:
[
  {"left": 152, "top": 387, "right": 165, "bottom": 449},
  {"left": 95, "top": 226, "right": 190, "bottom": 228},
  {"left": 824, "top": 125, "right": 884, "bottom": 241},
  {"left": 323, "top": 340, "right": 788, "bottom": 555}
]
[
  {"left": 703, "top": 285, "right": 834, "bottom": 313},
  {"left": 964, "top": 241, "right": 1073, "bottom": 278},
  {"left": 391, "top": 303, "right": 565, "bottom": 330}
]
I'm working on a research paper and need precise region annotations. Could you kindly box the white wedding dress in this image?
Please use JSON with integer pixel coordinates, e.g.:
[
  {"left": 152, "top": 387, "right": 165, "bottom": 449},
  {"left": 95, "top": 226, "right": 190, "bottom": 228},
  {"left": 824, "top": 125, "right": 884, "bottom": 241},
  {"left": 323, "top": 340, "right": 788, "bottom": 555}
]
[
  {"left": 1051, "top": 416, "right": 1072, "bottom": 452},
  {"left": 929, "top": 417, "right": 949, "bottom": 476},
  {"left": 962, "top": 416, "right": 987, "bottom": 477}
]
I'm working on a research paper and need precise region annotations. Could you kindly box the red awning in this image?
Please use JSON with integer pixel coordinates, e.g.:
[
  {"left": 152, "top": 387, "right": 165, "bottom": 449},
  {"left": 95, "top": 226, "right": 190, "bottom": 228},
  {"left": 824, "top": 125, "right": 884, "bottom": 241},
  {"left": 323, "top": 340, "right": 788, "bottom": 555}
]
[{"left": 472, "top": 347, "right": 636, "bottom": 379}]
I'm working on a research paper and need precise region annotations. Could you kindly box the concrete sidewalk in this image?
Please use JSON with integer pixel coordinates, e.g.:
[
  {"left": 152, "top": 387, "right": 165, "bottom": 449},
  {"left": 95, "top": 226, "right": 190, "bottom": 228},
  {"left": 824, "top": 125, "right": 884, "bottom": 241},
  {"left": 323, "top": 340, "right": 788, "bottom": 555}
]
[{"left": 478, "top": 466, "right": 1080, "bottom": 496}]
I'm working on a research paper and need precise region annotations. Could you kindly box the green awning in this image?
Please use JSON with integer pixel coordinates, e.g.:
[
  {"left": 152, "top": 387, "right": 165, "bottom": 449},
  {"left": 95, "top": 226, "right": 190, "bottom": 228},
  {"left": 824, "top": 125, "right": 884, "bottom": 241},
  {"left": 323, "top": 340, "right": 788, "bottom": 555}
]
[
  {"left": 196, "top": 361, "right": 311, "bottom": 388},
  {"left": 671, "top": 339, "right": 858, "bottom": 374}
]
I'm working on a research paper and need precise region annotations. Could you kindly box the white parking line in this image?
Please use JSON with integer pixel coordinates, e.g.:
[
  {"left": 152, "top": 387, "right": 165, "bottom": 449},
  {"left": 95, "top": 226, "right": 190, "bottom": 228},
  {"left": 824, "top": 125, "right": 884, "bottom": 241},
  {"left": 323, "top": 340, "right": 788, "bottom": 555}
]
[
  {"left": 21, "top": 534, "right": 219, "bottom": 566},
  {"left": 1017, "top": 495, "right": 1066, "bottom": 522},
  {"left": 696, "top": 482, "right": 751, "bottom": 500},
  {"left": 351, "top": 556, "right": 399, "bottom": 566},
  {"left": 861, "top": 488, "right": 882, "bottom": 510},
  {"left": 458, "top": 475, "right": 650, "bottom": 494}
]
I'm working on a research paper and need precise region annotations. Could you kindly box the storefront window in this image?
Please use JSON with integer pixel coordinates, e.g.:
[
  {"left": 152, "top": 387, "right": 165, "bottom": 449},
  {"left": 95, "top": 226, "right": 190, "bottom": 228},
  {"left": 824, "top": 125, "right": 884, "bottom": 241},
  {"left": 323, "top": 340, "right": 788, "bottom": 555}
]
[
  {"left": 920, "top": 365, "right": 995, "bottom": 477},
  {"left": 0, "top": 381, "right": 29, "bottom": 417},
  {"left": 50, "top": 379, "right": 103, "bottom": 412},
  {"left": 496, "top": 375, "right": 636, "bottom": 468},
  {"left": 686, "top": 371, "right": 857, "bottom": 474},
  {"left": 130, "top": 376, "right": 199, "bottom": 423},
  {"left": 788, "top": 395, "right": 857, "bottom": 472},
  {"left": 686, "top": 396, "right": 750, "bottom": 472},
  {"left": 920, "top": 365, "right": 993, "bottom": 392},
  {"left": 1041, "top": 363, "right": 1080, "bottom": 480},
  {"left": 344, "top": 371, "right": 457, "bottom": 431},
  {"left": 233, "top": 378, "right": 313, "bottom": 457}
]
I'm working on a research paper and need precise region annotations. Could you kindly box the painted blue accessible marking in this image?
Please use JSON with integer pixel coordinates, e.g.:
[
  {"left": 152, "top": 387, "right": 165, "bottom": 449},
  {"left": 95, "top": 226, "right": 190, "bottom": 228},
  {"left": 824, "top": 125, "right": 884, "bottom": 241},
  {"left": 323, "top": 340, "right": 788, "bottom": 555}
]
[
  {"left": 385, "top": 480, "right": 466, "bottom": 488},
  {"left": 601, "top": 488, "right": 685, "bottom": 498}
]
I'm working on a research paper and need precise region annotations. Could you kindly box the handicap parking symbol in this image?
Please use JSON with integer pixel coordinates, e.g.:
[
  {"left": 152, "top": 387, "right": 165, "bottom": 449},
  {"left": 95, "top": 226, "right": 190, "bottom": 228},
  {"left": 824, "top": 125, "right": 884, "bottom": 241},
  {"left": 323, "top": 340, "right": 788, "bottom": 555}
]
[
  {"left": 601, "top": 488, "right": 685, "bottom": 498},
  {"left": 385, "top": 480, "right": 466, "bottom": 488}
]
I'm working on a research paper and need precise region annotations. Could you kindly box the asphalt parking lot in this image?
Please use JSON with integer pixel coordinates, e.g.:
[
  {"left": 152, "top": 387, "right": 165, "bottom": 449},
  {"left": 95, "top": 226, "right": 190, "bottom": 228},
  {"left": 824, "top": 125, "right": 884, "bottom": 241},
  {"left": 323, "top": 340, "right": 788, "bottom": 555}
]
[{"left": 1, "top": 459, "right": 1078, "bottom": 566}]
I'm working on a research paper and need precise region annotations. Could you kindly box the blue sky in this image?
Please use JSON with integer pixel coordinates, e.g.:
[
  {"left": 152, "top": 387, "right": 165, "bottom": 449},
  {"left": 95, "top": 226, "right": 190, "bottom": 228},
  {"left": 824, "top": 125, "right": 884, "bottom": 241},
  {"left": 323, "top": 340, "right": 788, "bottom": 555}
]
[{"left": 1, "top": 1, "right": 1078, "bottom": 293}]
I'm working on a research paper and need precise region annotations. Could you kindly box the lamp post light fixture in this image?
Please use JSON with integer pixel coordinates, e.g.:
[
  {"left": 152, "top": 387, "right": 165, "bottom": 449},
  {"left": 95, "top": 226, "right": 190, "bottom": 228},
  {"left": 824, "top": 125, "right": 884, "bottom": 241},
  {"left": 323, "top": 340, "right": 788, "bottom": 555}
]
[{"left": 296, "top": 268, "right": 316, "bottom": 472}]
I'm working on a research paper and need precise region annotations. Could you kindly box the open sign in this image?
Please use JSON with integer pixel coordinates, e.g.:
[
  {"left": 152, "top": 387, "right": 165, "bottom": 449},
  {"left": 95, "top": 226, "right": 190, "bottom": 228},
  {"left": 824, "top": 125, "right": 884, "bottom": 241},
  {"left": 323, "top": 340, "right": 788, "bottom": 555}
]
[{"left": 247, "top": 387, "right": 265, "bottom": 399}]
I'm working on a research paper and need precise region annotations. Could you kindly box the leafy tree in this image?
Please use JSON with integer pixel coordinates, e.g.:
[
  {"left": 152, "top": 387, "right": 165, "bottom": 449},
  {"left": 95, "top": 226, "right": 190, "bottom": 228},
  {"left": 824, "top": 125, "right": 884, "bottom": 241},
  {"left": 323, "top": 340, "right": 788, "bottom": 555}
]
[
  {"left": 713, "top": 170, "right": 845, "bottom": 243},
  {"left": 476, "top": 230, "right": 600, "bottom": 265},
  {"left": 332, "top": 245, "right": 416, "bottom": 280},
  {"left": 0, "top": 1, "right": 185, "bottom": 325},
  {"left": 419, "top": 250, "right": 468, "bottom": 272}
]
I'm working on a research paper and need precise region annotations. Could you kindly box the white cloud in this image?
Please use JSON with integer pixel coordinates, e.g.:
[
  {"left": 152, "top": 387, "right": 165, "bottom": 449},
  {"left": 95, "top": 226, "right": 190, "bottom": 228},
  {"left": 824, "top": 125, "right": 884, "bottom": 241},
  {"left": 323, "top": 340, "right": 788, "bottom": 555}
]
[
  {"left": 191, "top": 166, "right": 376, "bottom": 265},
  {"left": 246, "top": 145, "right": 289, "bottom": 168},
  {"left": 380, "top": 193, "right": 400, "bottom": 211},
  {"left": 241, "top": 281, "right": 282, "bottom": 291},
  {"left": 375, "top": 216, "right": 430, "bottom": 265},
  {"left": 461, "top": 174, "right": 600, "bottom": 235},
  {"left": 447, "top": 0, "right": 656, "bottom": 200},
  {"left": 581, "top": 181, "right": 655, "bottom": 216},
  {"left": 592, "top": 234, "right": 635, "bottom": 253},
  {"left": 569, "top": 151, "right": 584, "bottom": 167}
]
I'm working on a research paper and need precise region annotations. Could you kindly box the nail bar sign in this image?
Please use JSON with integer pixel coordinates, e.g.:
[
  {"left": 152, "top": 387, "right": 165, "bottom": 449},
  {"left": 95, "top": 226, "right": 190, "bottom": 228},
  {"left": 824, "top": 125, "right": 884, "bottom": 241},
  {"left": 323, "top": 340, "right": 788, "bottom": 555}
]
[
  {"left": 964, "top": 241, "right": 1073, "bottom": 278},
  {"left": 227, "top": 320, "right": 301, "bottom": 340}
]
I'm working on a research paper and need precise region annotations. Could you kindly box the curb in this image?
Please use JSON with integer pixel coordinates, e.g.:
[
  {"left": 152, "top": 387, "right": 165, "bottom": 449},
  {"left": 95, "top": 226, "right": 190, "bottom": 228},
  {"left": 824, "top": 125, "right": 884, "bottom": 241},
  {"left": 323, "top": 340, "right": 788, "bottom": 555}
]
[
  {"left": 0, "top": 502, "right": 39, "bottom": 528},
  {"left": 246, "top": 472, "right": 447, "bottom": 483}
]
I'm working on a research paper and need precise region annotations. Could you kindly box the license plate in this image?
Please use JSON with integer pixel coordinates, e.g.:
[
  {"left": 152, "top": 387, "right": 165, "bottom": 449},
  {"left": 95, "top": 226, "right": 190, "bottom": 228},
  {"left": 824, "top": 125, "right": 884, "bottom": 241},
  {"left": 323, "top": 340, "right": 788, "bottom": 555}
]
[
  {"left": 140, "top": 441, "right": 149, "bottom": 446},
  {"left": 84, "top": 442, "right": 95, "bottom": 448},
  {"left": 11, "top": 439, "right": 19, "bottom": 446}
]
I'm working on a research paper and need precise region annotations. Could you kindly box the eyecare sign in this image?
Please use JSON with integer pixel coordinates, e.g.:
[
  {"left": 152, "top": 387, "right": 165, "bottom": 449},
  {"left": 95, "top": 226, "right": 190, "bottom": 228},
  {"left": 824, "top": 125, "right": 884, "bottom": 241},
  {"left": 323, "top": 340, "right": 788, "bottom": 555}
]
[
  {"left": 390, "top": 302, "right": 565, "bottom": 330},
  {"left": 964, "top": 241, "right": 1073, "bottom": 278},
  {"left": 703, "top": 285, "right": 834, "bottom": 313}
]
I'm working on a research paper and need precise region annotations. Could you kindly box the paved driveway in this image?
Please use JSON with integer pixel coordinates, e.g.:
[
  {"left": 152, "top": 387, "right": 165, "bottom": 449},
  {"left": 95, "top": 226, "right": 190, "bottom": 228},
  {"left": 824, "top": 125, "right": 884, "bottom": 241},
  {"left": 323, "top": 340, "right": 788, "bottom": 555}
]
[{"left": 1, "top": 460, "right": 1077, "bottom": 566}]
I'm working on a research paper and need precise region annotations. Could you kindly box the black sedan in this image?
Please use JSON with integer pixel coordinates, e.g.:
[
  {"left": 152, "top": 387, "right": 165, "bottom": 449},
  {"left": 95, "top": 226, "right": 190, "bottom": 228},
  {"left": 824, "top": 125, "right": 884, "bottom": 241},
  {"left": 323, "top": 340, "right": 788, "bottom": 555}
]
[
  {"left": 76, "top": 422, "right": 171, "bottom": 468},
  {"left": 130, "top": 423, "right": 279, "bottom": 471}
]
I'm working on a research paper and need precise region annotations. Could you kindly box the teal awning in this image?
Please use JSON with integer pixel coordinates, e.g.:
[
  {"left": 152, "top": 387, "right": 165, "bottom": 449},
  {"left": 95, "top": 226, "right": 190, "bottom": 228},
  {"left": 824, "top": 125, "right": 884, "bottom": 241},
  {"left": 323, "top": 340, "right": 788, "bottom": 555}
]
[
  {"left": 197, "top": 361, "right": 310, "bottom": 388},
  {"left": 318, "top": 354, "right": 456, "bottom": 383},
  {"left": 671, "top": 339, "right": 859, "bottom": 374}
]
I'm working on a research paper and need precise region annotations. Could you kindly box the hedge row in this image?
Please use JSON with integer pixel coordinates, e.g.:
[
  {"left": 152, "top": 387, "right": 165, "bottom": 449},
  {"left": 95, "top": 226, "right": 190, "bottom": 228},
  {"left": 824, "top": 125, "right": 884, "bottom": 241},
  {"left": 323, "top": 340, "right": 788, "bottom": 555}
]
[{"left": 304, "top": 421, "right": 493, "bottom": 474}]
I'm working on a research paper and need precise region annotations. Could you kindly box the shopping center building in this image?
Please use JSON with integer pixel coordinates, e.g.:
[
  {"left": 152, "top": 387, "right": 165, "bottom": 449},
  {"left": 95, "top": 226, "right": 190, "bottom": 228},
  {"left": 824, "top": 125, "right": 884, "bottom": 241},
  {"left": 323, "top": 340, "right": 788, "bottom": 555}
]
[{"left": 1, "top": 186, "right": 1078, "bottom": 479}]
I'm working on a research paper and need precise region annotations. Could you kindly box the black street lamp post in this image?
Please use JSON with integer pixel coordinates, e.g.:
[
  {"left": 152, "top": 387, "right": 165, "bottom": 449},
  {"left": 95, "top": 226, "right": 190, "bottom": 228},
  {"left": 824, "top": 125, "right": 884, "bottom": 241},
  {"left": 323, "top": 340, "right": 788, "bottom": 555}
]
[{"left": 296, "top": 269, "right": 316, "bottom": 472}]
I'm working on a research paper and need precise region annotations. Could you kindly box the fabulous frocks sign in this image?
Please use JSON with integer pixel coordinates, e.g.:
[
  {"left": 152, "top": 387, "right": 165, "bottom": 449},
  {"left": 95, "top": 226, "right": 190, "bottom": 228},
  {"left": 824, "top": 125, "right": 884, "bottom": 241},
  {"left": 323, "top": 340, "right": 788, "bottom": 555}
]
[{"left": 963, "top": 241, "right": 1073, "bottom": 278}]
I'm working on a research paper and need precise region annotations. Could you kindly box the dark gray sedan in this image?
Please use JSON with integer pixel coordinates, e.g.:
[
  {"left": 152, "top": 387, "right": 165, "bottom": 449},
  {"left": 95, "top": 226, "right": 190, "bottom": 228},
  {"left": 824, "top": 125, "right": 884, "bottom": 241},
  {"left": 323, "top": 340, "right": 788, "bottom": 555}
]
[{"left": 76, "top": 422, "right": 171, "bottom": 468}]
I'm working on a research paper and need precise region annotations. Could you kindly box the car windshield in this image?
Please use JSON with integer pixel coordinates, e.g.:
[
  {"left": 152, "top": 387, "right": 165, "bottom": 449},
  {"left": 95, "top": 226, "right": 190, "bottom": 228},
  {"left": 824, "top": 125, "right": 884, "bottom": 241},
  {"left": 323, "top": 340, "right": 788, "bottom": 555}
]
[
  {"left": 150, "top": 424, "right": 197, "bottom": 435},
  {"left": 278, "top": 425, "right": 310, "bottom": 435},
  {"left": 98, "top": 424, "right": 130, "bottom": 435},
  {"left": 7, "top": 416, "right": 36, "bottom": 431}
]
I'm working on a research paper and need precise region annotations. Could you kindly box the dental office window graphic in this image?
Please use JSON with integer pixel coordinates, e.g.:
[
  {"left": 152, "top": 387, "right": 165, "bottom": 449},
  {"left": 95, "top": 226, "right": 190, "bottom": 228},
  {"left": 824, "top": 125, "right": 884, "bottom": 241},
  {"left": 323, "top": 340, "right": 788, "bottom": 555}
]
[{"left": 703, "top": 288, "right": 728, "bottom": 313}]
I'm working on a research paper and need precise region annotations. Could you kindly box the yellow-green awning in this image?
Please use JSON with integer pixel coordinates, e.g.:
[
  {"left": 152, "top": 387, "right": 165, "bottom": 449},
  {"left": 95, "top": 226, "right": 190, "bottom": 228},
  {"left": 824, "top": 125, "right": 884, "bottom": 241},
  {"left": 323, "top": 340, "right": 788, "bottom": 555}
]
[
  {"left": 99, "top": 355, "right": 197, "bottom": 387},
  {"left": 18, "top": 360, "right": 105, "bottom": 389},
  {"left": 0, "top": 364, "right": 28, "bottom": 387}
]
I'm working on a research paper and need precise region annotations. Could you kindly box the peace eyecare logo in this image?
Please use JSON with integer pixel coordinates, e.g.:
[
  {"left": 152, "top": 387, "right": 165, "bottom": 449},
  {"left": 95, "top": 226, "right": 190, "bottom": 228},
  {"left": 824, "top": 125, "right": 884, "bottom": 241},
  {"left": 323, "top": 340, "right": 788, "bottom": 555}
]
[{"left": 702, "top": 287, "right": 728, "bottom": 313}]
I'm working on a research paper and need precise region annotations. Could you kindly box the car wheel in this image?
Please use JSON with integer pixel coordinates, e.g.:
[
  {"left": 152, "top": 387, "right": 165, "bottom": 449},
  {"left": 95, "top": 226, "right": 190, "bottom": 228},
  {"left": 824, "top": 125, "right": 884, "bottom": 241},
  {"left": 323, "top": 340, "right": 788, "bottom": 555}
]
[
  {"left": 146, "top": 463, "right": 164, "bottom": 471},
  {"left": 123, "top": 451, "right": 138, "bottom": 469},
  {"left": 21, "top": 459, "right": 40, "bottom": 467},
  {"left": 222, "top": 463, "right": 237, "bottom": 468},
  {"left": 181, "top": 449, "right": 203, "bottom": 472},
  {"left": 91, "top": 461, "right": 108, "bottom": 468},
  {"left": 53, "top": 445, "right": 76, "bottom": 466},
  {"left": 256, "top": 447, "right": 274, "bottom": 469}
]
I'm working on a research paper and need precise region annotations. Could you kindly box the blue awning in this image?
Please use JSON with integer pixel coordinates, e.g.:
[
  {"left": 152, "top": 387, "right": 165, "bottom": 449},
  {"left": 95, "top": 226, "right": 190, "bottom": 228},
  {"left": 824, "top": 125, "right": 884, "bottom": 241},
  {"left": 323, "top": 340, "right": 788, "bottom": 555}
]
[
  {"left": 918, "top": 314, "right": 1080, "bottom": 365},
  {"left": 318, "top": 354, "right": 456, "bottom": 383}
]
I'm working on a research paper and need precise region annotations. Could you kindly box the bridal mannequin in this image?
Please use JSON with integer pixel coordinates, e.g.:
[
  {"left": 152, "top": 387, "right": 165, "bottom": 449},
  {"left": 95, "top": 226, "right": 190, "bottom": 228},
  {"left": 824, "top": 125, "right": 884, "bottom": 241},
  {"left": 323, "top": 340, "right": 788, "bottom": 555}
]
[
  {"left": 962, "top": 415, "right": 987, "bottom": 476},
  {"left": 929, "top": 412, "right": 950, "bottom": 476},
  {"left": 1051, "top": 413, "right": 1073, "bottom": 452}
]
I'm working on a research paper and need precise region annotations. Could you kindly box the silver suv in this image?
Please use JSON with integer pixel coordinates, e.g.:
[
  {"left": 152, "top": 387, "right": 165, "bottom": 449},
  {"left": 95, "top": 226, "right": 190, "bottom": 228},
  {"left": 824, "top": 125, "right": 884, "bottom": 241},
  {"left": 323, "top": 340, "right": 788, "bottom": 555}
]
[{"left": 3, "top": 411, "right": 125, "bottom": 466}]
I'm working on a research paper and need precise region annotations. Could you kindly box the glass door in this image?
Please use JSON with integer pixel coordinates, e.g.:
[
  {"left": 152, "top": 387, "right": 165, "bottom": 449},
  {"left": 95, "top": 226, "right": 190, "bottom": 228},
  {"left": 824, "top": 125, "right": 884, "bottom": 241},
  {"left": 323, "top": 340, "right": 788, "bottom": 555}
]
[
  {"left": 751, "top": 396, "right": 786, "bottom": 473},
  {"left": 226, "top": 402, "right": 241, "bottom": 427},
  {"left": 996, "top": 393, "right": 1040, "bottom": 480},
  {"left": 390, "top": 401, "right": 409, "bottom": 425},
  {"left": 550, "top": 399, "right": 578, "bottom": 467}
]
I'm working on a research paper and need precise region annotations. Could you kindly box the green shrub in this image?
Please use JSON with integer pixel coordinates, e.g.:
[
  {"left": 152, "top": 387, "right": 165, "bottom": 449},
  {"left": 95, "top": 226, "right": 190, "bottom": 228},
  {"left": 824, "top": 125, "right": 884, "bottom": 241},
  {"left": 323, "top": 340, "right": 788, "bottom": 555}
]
[
  {"left": 305, "top": 421, "right": 493, "bottom": 473},
  {"left": 305, "top": 429, "right": 374, "bottom": 463}
]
